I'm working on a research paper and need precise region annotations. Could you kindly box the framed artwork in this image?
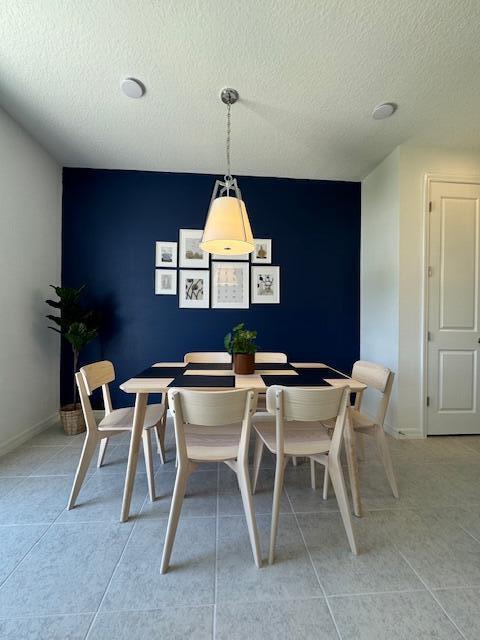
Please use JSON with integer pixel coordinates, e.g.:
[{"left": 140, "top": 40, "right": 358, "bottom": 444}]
[
  {"left": 155, "top": 269, "right": 177, "bottom": 295},
  {"left": 155, "top": 241, "right": 177, "bottom": 267},
  {"left": 251, "top": 238, "right": 272, "bottom": 264},
  {"left": 179, "top": 269, "right": 210, "bottom": 308},
  {"left": 212, "top": 252, "right": 249, "bottom": 261},
  {"left": 251, "top": 265, "right": 280, "bottom": 304},
  {"left": 179, "top": 229, "right": 209, "bottom": 268},
  {"left": 212, "top": 262, "right": 249, "bottom": 309}
]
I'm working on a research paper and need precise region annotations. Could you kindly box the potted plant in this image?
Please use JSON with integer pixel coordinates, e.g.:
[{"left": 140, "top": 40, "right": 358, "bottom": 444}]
[
  {"left": 46, "top": 285, "right": 101, "bottom": 435},
  {"left": 224, "top": 322, "right": 258, "bottom": 375}
]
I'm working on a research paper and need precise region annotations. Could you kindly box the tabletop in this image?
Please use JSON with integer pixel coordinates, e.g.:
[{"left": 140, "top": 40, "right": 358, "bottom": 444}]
[{"left": 120, "top": 361, "right": 367, "bottom": 394}]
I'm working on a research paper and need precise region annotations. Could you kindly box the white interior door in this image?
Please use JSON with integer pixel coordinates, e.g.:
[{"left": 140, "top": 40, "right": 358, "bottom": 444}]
[{"left": 427, "top": 181, "right": 480, "bottom": 434}]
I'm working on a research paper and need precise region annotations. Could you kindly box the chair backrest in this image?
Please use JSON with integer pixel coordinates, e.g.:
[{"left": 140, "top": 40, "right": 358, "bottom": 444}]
[
  {"left": 167, "top": 388, "right": 255, "bottom": 465},
  {"left": 255, "top": 352, "right": 288, "bottom": 363},
  {"left": 79, "top": 360, "right": 115, "bottom": 416},
  {"left": 265, "top": 385, "right": 350, "bottom": 458},
  {"left": 351, "top": 360, "right": 394, "bottom": 426},
  {"left": 75, "top": 371, "right": 99, "bottom": 434},
  {"left": 184, "top": 352, "right": 232, "bottom": 364}
]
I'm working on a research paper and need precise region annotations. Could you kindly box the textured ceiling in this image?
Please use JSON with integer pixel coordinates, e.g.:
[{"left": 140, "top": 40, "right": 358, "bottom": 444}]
[{"left": 1, "top": 0, "right": 480, "bottom": 181}]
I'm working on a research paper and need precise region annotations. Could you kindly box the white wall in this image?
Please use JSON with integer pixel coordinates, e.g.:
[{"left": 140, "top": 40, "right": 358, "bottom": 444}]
[
  {"left": 0, "top": 107, "right": 61, "bottom": 453},
  {"left": 397, "top": 146, "right": 480, "bottom": 436},
  {"left": 362, "top": 144, "right": 480, "bottom": 437},
  {"left": 361, "top": 148, "right": 400, "bottom": 430}
]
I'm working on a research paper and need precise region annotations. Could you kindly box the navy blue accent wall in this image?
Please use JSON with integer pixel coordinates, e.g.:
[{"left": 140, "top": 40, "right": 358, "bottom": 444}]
[{"left": 62, "top": 168, "right": 360, "bottom": 408}]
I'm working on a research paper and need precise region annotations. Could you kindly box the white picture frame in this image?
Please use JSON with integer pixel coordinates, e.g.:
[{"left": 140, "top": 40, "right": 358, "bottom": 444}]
[
  {"left": 179, "top": 229, "right": 209, "bottom": 268},
  {"left": 211, "top": 262, "right": 249, "bottom": 309},
  {"left": 155, "top": 241, "right": 177, "bottom": 267},
  {"left": 251, "top": 238, "right": 272, "bottom": 264},
  {"left": 155, "top": 269, "right": 177, "bottom": 295},
  {"left": 251, "top": 265, "right": 280, "bottom": 304},
  {"left": 179, "top": 269, "right": 210, "bottom": 308},
  {"left": 212, "top": 252, "right": 249, "bottom": 261}
]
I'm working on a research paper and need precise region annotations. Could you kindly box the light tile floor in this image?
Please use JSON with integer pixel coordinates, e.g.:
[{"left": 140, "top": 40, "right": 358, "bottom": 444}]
[{"left": 1, "top": 423, "right": 480, "bottom": 639}]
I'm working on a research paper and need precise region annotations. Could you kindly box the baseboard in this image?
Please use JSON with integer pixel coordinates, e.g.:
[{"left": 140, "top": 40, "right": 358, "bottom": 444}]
[
  {"left": 0, "top": 413, "right": 59, "bottom": 456},
  {"left": 384, "top": 422, "right": 424, "bottom": 440}
]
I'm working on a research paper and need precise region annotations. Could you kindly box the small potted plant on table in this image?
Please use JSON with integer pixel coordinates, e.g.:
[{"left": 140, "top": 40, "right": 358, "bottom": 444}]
[
  {"left": 46, "top": 285, "right": 101, "bottom": 435},
  {"left": 224, "top": 322, "right": 257, "bottom": 375}
]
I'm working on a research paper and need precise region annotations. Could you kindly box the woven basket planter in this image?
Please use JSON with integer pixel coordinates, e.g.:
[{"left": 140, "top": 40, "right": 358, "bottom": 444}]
[{"left": 60, "top": 404, "right": 86, "bottom": 436}]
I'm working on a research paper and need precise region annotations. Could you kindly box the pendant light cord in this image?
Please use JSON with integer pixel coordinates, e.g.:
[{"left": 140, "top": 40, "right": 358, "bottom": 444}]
[{"left": 225, "top": 100, "right": 232, "bottom": 184}]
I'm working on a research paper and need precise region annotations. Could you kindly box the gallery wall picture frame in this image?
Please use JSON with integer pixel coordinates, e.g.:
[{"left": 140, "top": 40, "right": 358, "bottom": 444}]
[
  {"left": 211, "top": 262, "right": 249, "bottom": 309},
  {"left": 251, "top": 238, "right": 272, "bottom": 264},
  {"left": 179, "top": 229, "right": 209, "bottom": 268},
  {"left": 155, "top": 241, "right": 177, "bottom": 267},
  {"left": 155, "top": 269, "right": 177, "bottom": 295},
  {"left": 179, "top": 269, "right": 210, "bottom": 308},
  {"left": 251, "top": 265, "right": 280, "bottom": 304}
]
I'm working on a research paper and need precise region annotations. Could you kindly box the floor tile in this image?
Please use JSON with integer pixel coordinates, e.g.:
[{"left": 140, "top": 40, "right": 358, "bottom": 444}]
[
  {"left": 216, "top": 514, "right": 321, "bottom": 603},
  {"left": 99, "top": 443, "right": 165, "bottom": 473},
  {"left": 434, "top": 587, "right": 480, "bottom": 640},
  {"left": 140, "top": 470, "right": 217, "bottom": 519},
  {"left": 0, "top": 613, "right": 93, "bottom": 639},
  {"left": 329, "top": 590, "right": 463, "bottom": 639},
  {"left": 57, "top": 472, "right": 148, "bottom": 523},
  {"left": 215, "top": 597, "right": 338, "bottom": 639},
  {"left": 100, "top": 518, "right": 216, "bottom": 610},
  {"left": 32, "top": 446, "right": 97, "bottom": 477},
  {"left": 28, "top": 424, "right": 85, "bottom": 448},
  {"left": 89, "top": 605, "right": 213, "bottom": 639},
  {"left": 0, "top": 477, "right": 24, "bottom": 497},
  {"left": 0, "top": 522, "right": 131, "bottom": 617},
  {"left": 0, "top": 476, "right": 72, "bottom": 524},
  {"left": 284, "top": 465, "right": 340, "bottom": 514},
  {"left": 297, "top": 511, "right": 423, "bottom": 595},
  {"left": 218, "top": 465, "right": 291, "bottom": 516},
  {"left": 0, "top": 446, "right": 65, "bottom": 477},
  {"left": 0, "top": 524, "right": 48, "bottom": 584}
]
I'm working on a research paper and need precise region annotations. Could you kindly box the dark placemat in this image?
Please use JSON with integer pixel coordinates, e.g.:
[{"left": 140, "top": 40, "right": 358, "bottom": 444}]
[
  {"left": 255, "top": 363, "right": 294, "bottom": 370},
  {"left": 185, "top": 362, "right": 233, "bottom": 370},
  {"left": 294, "top": 367, "right": 348, "bottom": 379},
  {"left": 168, "top": 375, "right": 235, "bottom": 388},
  {"left": 261, "top": 374, "right": 331, "bottom": 387},
  {"left": 134, "top": 366, "right": 185, "bottom": 378}
]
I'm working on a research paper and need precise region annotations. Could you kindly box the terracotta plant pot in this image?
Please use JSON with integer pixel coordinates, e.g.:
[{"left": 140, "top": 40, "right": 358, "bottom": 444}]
[
  {"left": 59, "top": 404, "right": 86, "bottom": 436},
  {"left": 234, "top": 353, "right": 255, "bottom": 375}
]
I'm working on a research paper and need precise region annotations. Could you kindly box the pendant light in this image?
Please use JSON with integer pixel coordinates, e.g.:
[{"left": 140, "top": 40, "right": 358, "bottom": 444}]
[{"left": 200, "top": 88, "right": 254, "bottom": 256}]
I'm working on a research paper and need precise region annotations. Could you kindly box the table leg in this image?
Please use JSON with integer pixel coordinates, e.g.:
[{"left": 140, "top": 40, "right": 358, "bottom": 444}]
[
  {"left": 344, "top": 412, "right": 363, "bottom": 517},
  {"left": 121, "top": 392, "right": 148, "bottom": 522}
]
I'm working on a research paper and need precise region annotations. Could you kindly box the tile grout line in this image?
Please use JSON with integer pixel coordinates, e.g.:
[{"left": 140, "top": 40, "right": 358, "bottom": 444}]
[
  {"left": 83, "top": 492, "right": 150, "bottom": 640},
  {"left": 459, "top": 524, "right": 480, "bottom": 547},
  {"left": 0, "top": 470, "right": 98, "bottom": 591},
  {"left": 212, "top": 463, "right": 220, "bottom": 640},
  {"left": 397, "top": 550, "right": 468, "bottom": 640},
  {"left": 283, "top": 484, "right": 344, "bottom": 640}
]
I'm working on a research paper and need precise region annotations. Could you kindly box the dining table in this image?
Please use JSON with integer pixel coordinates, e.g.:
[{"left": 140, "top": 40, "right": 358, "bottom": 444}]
[{"left": 119, "top": 360, "right": 367, "bottom": 522}]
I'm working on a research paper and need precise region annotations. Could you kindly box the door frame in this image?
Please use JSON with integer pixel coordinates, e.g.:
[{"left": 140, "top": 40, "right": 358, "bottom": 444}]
[{"left": 421, "top": 173, "right": 480, "bottom": 436}]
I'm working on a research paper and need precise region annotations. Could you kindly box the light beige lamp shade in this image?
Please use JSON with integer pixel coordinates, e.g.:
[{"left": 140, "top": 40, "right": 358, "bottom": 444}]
[{"left": 200, "top": 196, "right": 254, "bottom": 255}]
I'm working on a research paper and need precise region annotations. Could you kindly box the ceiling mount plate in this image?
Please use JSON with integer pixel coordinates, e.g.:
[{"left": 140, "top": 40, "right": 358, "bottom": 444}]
[{"left": 220, "top": 88, "right": 239, "bottom": 105}]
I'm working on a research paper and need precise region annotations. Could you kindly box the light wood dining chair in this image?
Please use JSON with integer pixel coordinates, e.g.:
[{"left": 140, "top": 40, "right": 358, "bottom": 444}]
[
  {"left": 252, "top": 385, "right": 357, "bottom": 563},
  {"left": 184, "top": 352, "right": 232, "bottom": 364},
  {"left": 67, "top": 360, "right": 167, "bottom": 510},
  {"left": 161, "top": 388, "right": 261, "bottom": 573},
  {"left": 320, "top": 360, "right": 398, "bottom": 500}
]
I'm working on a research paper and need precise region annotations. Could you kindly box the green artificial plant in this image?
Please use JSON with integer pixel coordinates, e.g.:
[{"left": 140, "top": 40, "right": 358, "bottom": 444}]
[
  {"left": 46, "top": 285, "right": 101, "bottom": 409},
  {"left": 224, "top": 322, "right": 258, "bottom": 355}
]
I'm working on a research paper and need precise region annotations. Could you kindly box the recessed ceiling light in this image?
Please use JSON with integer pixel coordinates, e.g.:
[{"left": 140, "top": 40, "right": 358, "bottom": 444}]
[
  {"left": 121, "top": 78, "right": 145, "bottom": 99},
  {"left": 372, "top": 102, "right": 397, "bottom": 120}
]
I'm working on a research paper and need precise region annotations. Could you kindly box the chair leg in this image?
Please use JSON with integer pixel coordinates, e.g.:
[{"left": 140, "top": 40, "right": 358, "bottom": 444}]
[
  {"left": 142, "top": 429, "right": 156, "bottom": 502},
  {"left": 292, "top": 456, "right": 297, "bottom": 466},
  {"left": 252, "top": 436, "right": 264, "bottom": 494},
  {"left": 154, "top": 417, "right": 166, "bottom": 464},
  {"left": 269, "top": 455, "right": 286, "bottom": 565},
  {"left": 160, "top": 463, "right": 190, "bottom": 574},
  {"left": 322, "top": 460, "right": 330, "bottom": 500},
  {"left": 310, "top": 458, "right": 316, "bottom": 490},
  {"left": 67, "top": 433, "right": 98, "bottom": 509},
  {"left": 97, "top": 437, "right": 109, "bottom": 468},
  {"left": 237, "top": 463, "right": 262, "bottom": 568},
  {"left": 375, "top": 426, "right": 399, "bottom": 498},
  {"left": 357, "top": 432, "right": 365, "bottom": 461},
  {"left": 328, "top": 457, "right": 358, "bottom": 554}
]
